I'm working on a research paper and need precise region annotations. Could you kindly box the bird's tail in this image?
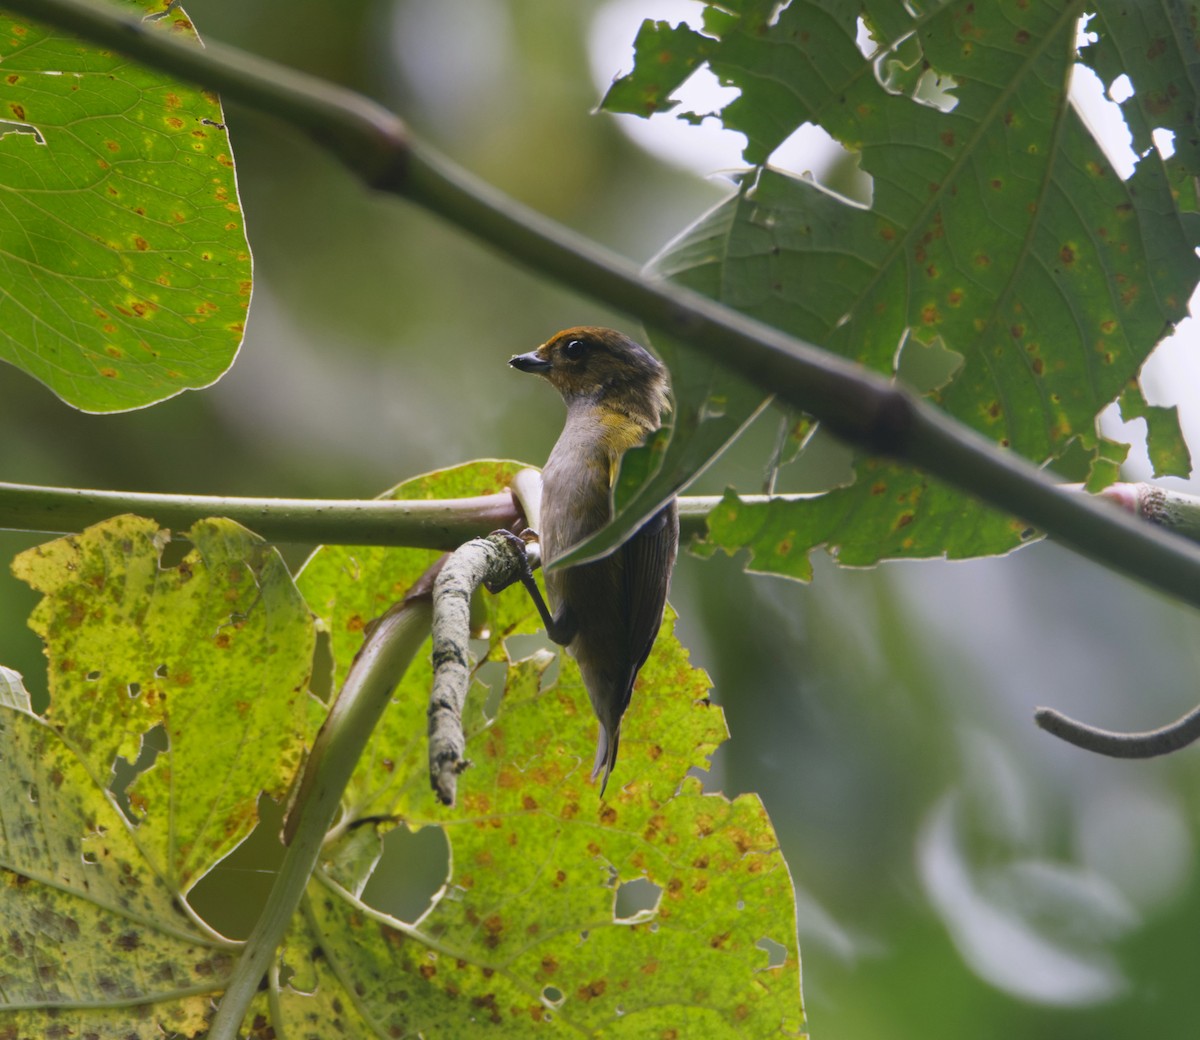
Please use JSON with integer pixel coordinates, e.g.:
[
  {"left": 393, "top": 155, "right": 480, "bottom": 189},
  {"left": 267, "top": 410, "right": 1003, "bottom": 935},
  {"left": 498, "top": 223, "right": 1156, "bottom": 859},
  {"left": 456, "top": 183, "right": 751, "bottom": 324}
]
[{"left": 591, "top": 722, "right": 621, "bottom": 797}]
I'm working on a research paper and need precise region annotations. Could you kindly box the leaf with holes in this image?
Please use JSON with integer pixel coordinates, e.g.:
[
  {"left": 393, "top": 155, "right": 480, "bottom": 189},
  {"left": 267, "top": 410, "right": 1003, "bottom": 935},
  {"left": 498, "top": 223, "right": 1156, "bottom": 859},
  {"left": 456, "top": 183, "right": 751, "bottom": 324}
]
[
  {"left": 0, "top": 0, "right": 250, "bottom": 412},
  {"left": 1085, "top": 0, "right": 1200, "bottom": 204},
  {"left": 294, "top": 459, "right": 543, "bottom": 852},
  {"left": 12, "top": 515, "right": 315, "bottom": 894},
  {"left": 0, "top": 667, "right": 236, "bottom": 1035},
  {"left": 268, "top": 612, "right": 802, "bottom": 1038},
  {"left": 603, "top": 0, "right": 1200, "bottom": 566},
  {"left": 697, "top": 465, "right": 1035, "bottom": 580},
  {"left": 1119, "top": 382, "right": 1191, "bottom": 479},
  {"left": 259, "top": 460, "right": 805, "bottom": 1037}
]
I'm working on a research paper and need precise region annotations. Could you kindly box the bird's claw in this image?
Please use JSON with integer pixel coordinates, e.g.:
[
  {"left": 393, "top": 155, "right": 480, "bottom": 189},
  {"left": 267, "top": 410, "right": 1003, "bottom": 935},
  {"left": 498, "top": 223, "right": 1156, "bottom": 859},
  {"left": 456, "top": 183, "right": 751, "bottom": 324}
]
[{"left": 485, "top": 528, "right": 538, "bottom": 593}]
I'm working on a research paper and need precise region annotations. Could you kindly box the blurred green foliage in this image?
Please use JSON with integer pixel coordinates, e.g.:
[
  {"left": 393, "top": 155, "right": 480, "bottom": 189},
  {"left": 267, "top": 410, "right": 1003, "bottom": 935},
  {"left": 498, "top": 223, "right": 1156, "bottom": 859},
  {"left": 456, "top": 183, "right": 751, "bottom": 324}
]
[{"left": 3, "top": 1, "right": 1200, "bottom": 1037}]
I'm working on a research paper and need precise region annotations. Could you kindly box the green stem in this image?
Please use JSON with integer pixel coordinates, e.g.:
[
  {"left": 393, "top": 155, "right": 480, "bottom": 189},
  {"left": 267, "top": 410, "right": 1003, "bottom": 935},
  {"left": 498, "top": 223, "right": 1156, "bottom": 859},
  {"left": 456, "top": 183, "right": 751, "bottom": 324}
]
[
  {"left": 0, "top": 480, "right": 519, "bottom": 548},
  {"left": 5, "top": 0, "right": 1200, "bottom": 611},
  {"left": 0, "top": 479, "right": 734, "bottom": 544},
  {"left": 206, "top": 584, "right": 433, "bottom": 1040}
]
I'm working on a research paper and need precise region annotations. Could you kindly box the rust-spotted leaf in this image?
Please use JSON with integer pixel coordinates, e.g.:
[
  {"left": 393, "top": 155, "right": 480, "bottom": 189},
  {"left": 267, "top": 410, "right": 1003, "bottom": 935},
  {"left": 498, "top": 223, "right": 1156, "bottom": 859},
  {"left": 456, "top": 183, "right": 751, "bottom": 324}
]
[
  {"left": 0, "top": 669, "right": 234, "bottom": 1035},
  {"left": 273, "top": 460, "right": 805, "bottom": 1038},
  {"left": 604, "top": 0, "right": 1200, "bottom": 569},
  {"left": 12, "top": 514, "right": 314, "bottom": 893},
  {"left": 0, "top": 0, "right": 250, "bottom": 411}
]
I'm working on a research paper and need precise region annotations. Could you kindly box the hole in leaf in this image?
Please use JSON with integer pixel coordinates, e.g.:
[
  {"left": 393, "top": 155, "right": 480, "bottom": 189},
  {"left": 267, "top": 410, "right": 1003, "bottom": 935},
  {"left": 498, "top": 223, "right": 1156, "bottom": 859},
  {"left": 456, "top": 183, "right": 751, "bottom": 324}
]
[
  {"left": 359, "top": 824, "right": 450, "bottom": 925},
  {"left": 504, "top": 633, "right": 553, "bottom": 660},
  {"left": 85, "top": 670, "right": 101, "bottom": 682},
  {"left": 614, "top": 877, "right": 663, "bottom": 923},
  {"left": 1072, "top": 64, "right": 1136, "bottom": 179},
  {"left": 143, "top": 0, "right": 183, "bottom": 24},
  {"left": 109, "top": 724, "right": 168, "bottom": 825},
  {"left": 23, "top": 782, "right": 37, "bottom": 805},
  {"left": 501, "top": 636, "right": 562, "bottom": 695},
  {"left": 1153, "top": 127, "right": 1176, "bottom": 160},
  {"left": 874, "top": 30, "right": 922, "bottom": 96},
  {"left": 82, "top": 850, "right": 97, "bottom": 865},
  {"left": 127, "top": 682, "right": 141, "bottom": 699},
  {"left": 474, "top": 658, "right": 507, "bottom": 720},
  {"left": 0, "top": 120, "right": 46, "bottom": 145},
  {"left": 279, "top": 957, "right": 318, "bottom": 997},
  {"left": 542, "top": 985, "right": 565, "bottom": 1008},
  {"left": 896, "top": 332, "right": 963, "bottom": 394},
  {"left": 854, "top": 16, "right": 875, "bottom": 59},
  {"left": 913, "top": 68, "right": 958, "bottom": 112},
  {"left": 309, "top": 628, "right": 334, "bottom": 703},
  {"left": 158, "top": 538, "right": 189, "bottom": 568},
  {"left": 187, "top": 795, "right": 287, "bottom": 940},
  {"left": 1108, "top": 73, "right": 1134, "bottom": 104},
  {"left": 769, "top": 124, "right": 873, "bottom": 207},
  {"left": 757, "top": 935, "right": 789, "bottom": 969},
  {"left": 155, "top": 664, "right": 168, "bottom": 679}
]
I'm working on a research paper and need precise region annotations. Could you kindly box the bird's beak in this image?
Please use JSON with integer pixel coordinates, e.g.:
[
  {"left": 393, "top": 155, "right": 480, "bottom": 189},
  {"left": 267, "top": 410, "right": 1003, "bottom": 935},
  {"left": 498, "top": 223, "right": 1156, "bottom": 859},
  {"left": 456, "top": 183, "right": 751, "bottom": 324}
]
[{"left": 509, "top": 350, "right": 552, "bottom": 373}]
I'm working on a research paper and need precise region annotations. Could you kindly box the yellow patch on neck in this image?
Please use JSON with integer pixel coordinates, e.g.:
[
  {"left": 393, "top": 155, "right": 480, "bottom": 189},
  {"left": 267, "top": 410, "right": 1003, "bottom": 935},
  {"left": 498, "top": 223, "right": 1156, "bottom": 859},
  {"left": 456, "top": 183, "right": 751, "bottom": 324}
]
[{"left": 596, "top": 406, "right": 651, "bottom": 452}]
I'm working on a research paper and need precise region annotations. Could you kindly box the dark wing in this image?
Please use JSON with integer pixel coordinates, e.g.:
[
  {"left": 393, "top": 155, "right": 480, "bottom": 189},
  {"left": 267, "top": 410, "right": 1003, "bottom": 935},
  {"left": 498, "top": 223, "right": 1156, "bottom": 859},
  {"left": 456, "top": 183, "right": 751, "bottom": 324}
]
[{"left": 618, "top": 498, "right": 680, "bottom": 711}]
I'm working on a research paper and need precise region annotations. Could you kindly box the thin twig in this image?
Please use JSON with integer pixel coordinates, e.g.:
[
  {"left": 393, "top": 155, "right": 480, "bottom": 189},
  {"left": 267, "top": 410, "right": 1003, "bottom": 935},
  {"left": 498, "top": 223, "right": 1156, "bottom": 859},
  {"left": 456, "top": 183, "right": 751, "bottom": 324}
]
[{"left": 1034, "top": 703, "right": 1200, "bottom": 758}]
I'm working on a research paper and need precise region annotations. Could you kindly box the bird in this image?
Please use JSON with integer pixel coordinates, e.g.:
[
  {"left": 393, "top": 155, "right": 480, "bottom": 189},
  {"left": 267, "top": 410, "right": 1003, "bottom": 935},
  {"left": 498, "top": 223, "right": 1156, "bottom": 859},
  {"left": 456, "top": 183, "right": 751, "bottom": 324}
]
[{"left": 509, "top": 326, "right": 679, "bottom": 795}]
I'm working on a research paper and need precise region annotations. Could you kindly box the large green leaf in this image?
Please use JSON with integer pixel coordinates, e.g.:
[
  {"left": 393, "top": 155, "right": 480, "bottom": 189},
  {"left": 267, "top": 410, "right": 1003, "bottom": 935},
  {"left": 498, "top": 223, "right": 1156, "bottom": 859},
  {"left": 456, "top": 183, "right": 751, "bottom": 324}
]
[
  {"left": 273, "top": 460, "right": 805, "bottom": 1038},
  {"left": 0, "top": 679, "right": 233, "bottom": 1037},
  {"left": 603, "top": 0, "right": 1200, "bottom": 569},
  {"left": 12, "top": 515, "right": 314, "bottom": 894},
  {"left": 0, "top": 1, "right": 250, "bottom": 412},
  {"left": 697, "top": 462, "right": 1035, "bottom": 579},
  {"left": 0, "top": 514, "right": 318, "bottom": 1034}
]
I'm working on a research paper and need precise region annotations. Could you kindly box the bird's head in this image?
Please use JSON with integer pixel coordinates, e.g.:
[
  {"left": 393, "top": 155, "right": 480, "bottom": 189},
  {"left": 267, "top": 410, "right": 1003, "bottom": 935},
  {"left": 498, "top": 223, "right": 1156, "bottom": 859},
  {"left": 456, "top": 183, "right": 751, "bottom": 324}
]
[{"left": 509, "top": 326, "right": 669, "bottom": 427}]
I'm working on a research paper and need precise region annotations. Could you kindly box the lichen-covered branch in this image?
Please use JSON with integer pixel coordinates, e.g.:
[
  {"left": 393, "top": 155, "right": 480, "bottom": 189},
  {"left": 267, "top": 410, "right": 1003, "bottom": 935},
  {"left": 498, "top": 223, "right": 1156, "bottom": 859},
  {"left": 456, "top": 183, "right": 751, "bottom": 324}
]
[{"left": 428, "top": 531, "right": 534, "bottom": 805}]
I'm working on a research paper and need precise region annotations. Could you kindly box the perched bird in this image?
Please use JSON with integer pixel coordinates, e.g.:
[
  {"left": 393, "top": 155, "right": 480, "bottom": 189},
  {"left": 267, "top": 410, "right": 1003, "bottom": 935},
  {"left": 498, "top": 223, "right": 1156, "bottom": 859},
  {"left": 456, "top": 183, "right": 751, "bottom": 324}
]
[{"left": 509, "top": 326, "right": 679, "bottom": 795}]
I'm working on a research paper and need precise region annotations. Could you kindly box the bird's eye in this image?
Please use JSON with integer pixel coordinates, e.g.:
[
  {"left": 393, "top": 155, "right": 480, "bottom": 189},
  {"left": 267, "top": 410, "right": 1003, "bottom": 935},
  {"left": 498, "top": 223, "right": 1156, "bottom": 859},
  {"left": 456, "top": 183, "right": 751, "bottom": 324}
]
[{"left": 563, "top": 339, "right": 587, "bottom": 359}]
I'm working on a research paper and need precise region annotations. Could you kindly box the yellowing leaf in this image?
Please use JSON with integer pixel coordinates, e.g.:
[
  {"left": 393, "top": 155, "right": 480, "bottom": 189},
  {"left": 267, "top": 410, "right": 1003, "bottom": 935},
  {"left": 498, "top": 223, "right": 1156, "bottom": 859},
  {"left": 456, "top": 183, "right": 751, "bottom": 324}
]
[
  {"left": 13, "top": 515, "right": 315, "bottom": 893},
  {"left": 279, "top": 461, "right": 806, "bottom": 1038},
  {"left": 0, "top": 673, "right": 233, "bottom": 1037}
]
